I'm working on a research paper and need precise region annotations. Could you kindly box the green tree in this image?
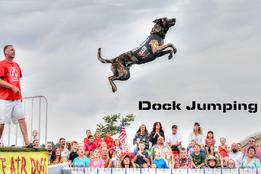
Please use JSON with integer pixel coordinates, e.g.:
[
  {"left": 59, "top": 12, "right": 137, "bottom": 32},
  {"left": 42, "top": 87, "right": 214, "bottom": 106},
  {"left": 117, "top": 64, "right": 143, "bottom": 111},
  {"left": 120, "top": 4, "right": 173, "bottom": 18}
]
[{"left": 97, "top": 113, "right": 135, "bottom": 137}]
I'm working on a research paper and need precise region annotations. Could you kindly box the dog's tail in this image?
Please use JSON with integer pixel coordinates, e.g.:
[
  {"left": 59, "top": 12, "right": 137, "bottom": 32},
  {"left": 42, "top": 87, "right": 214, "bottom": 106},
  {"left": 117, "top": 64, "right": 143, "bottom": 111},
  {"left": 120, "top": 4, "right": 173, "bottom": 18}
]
[{"left": 97, "top": 48, "right": 113, "bottom": 63}]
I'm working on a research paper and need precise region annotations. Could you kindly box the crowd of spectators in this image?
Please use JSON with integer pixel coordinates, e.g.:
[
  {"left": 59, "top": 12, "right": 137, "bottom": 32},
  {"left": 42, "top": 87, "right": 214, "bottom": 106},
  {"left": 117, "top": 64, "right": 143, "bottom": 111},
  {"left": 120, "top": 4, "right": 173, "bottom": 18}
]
[{"left": 45, "top": 122, "right": 261, "bottom": 169}]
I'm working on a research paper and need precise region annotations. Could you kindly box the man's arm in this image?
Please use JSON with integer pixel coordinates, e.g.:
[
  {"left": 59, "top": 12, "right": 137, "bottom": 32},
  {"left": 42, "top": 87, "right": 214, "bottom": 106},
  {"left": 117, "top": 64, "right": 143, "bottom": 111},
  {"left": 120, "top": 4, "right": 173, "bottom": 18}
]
[{"left": 0, "top": 78, "right": 19, "bottom": 93}]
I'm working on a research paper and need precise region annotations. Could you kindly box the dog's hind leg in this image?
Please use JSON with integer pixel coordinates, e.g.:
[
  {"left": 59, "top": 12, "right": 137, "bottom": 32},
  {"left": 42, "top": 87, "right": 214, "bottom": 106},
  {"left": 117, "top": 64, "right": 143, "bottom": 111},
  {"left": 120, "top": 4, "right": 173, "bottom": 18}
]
[{"left": 108, "top": 63, "right": 130, "bottom": 92}]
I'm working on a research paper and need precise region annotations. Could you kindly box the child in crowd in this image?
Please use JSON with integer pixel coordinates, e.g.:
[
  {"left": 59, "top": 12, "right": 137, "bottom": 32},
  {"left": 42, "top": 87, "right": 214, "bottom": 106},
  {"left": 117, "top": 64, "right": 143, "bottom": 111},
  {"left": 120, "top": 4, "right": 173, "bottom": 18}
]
[
  {"left": 205, "top": 131, "right": 215, "bottom": 157},
  {"left": 89, "top": 149, "right": 105, "bottom": 168},
  {"left": 84, "top": 135, "right": 97, "bottom": 157},
  {"left": 122, "top": 144, "right": 135, "bottom": 160},
  {"left": 165, "top": 148, "right": 175, "bottom": 169},
  {"left": 218, "top": 137, "right": 229, "bottom": 168},
  {"left": 152, "top": 149, "right": 169, "bottom": 168},
  {"left": 227, "top": 159, "right": 236, "bottom": 169},
  {"left": 108, "top": 149, "right": 122, "bottom": 168},
  {"left": 68, "top": 141, "right": 79, "bottom": 167},
  {"left": 104, "top": 131, "right": 114, "bottom": 154},
  {"left": 93, "top": 129, "right": 103, "bottom": 148},
  {"left": 133, "top": 141, "right": 150, "bottom": 168},
  {"left": 112, "top": 139, "right": 122, "bottom": 156},
  {"left": 191, "top": 143, "right": 206, "bottom": 169},
  {"left": 72, "top": 146, "right": 91, "bottom": 167},
  {"left": 188, "top": 140, "right": 196, "bottom": 156},
  {"left": 174, "top": 147, "right": 192, "bottom": 169},
  {"left": 207, "top": 156, "right": 218, "bottom": 168}
]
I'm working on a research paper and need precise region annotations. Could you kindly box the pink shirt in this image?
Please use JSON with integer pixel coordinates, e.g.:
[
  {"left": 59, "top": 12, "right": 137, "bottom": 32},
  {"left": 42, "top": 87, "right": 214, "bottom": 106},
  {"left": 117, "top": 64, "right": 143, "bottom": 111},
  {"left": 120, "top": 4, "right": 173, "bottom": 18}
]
[
  {"left": 89, "top": 160, "right": 105, "bottom": 168},
  {"left": 205, "top": 138, "right": 215, "bottom": 146}
]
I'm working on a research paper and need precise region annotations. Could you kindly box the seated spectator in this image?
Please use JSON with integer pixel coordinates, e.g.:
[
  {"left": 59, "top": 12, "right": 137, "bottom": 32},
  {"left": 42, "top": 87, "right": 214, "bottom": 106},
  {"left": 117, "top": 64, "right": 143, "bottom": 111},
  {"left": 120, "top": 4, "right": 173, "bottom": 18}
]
[
  {"left": 205, "top": 131, "right": 215, "bottom": 157},
  {"left": 84, "top": 135, "right": 97, "bottom": 157},
  {"left": 100, "top": 141, "right": 108, "bottom": 149},
  {"left": 101, "top": 147, "right": 110, "bottom": 168},
  {"left": 241, "top": 146, "right": 261, "bottom": 168},
  {"left": 228, "top": 143, "right": 243, "bottom": 168},
  {"left": 112, "top": 139, "right": 122, "bottom": 155},
  {"left": 121, "top": 155, "right": 134, "bottom": 168},
  {"left": 122, "top": 144, "right": 134, "bottom": 160},
  {"left": 243, "top": 137, "right": 261, "bottom": 162},
  {"left": 188, "top": 122, "right": 204, "bottom": 148},
  {"left": 89, "top": 149, "right": 105, "bottom": 168},
  {"left": 84, "top": 129, "right": 92, "bottom": 147},
  {"left": 133, "top": 124, "right": 150, "bottom": 153},
  {"left": 50, "top": 148, "right": 64, "bottom": 165},
  {"left": 72, "top": 146, "right": 91, "bottom": 167},
  {"left": 165, "top": 148, "right": 175, "bottom": 169},
  {"left": 206, "top": 156, "right": 218, "bottom": 168},
  {"left": 32, "top": 129, "right": 39, "bottom": 142},
  {"left": 46, "top": 142, "right": 53, "bottom": 164},
  {"left": 149, "top": 122, "right": 165, "bottom": 146},
  {"left": 152, "top": 149, "right": 169, "bottom": 169},
  {"left": 59, "top": 138, "right": 70, "bottom": 162},
  {"left": 188, "top": 140, "right": 196, "bottom": 156},
  {"left": 104, "top": 131, "right": 114, "bottom": 153},
  {"left": 218, "top": 137, "right": 229, "bottom": 168},
  {"left": 94, "top": 129, "right": 103, "bottom": 148},
  {"left": 166, "top": 125, "right": 182, "bottom": 156},
  {"left": 191, "top": 143, "right": 206, "bottom": 169},
  {"left": 32, "top": 139, "right": 40, "bottom": 148},
  {"left": 108, "top": 149, "right": 122, "bottom": 168},
  {"left": 227, "top": 159, "right": 236, "bottom": 169},
  {"left": 68, "top": 141, "right": 79, "bottom": 167},
  {"left": 151, "top": 136, "right": 171, "bottom": 160},
  {"left": 174, "top": 147, "right": 192, "bottom": 169},
  {"left": 133, "top": 142, "right": 150, "bottom": 168}
]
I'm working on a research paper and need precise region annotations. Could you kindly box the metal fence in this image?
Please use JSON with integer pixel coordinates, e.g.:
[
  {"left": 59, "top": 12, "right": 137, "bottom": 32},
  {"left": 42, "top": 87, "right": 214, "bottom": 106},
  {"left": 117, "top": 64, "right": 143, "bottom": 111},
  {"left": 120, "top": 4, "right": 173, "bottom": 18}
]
[
  {"left": 60, "top": 168, "right": 261, "bottom": 174},
  {"left": 4, "top": 96, "right": 48, "bottom": 146}
]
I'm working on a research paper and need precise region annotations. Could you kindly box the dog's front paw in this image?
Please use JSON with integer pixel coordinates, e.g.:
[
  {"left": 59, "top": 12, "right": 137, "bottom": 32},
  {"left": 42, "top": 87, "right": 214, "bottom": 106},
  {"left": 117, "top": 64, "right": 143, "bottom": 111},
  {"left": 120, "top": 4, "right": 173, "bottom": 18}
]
[
  {"left": 173, "top": 47, "right": 177, "bottom": 54},
  {"left": 168, "top": 53, "right": 173, "bottom": 60}
]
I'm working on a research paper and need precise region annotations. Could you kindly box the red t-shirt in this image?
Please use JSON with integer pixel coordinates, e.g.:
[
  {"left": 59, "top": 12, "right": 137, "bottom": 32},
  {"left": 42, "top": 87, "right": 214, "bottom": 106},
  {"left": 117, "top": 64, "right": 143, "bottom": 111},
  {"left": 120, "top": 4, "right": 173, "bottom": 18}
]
[
  {"left": 104, "top": 137, "right": 114, "bottom": 150},
  {"left": 84, "top": 142, "right": 97, "bottom": 152},
  {"left": 0, "top": 60, "right": 22, "bottom": 100},
  {"left": 94, "top": 138, "right": 103, "bottom": 148}
]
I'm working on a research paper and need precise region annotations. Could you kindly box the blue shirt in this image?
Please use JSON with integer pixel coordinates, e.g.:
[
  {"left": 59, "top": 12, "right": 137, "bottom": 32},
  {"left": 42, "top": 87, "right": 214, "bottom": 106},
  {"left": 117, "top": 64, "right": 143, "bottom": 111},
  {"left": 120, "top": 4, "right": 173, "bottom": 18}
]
[
  {"left": 153, "top": 158, "right": 169, "bottom": 168},
  {"left": 72, "top": 156, "right": 90, "bottom": 167}
]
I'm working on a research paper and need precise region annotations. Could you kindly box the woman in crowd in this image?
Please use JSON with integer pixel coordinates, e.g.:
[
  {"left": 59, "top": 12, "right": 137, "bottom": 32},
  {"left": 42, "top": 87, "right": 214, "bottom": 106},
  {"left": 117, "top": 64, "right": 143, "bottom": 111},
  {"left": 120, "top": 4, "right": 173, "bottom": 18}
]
[
  {"left": 133, "top": 124, "right": 150, "bottom": 153},
  {"left": 188, "top": 122, "right": 204, "bottom": 149},
  {"left": 50, "top": 147, "right": 64, "bottom": 165},
  {"left": 72, "top": 146, "right": 91, "bottom": 167},
  {"left": 149, "top": 122, "right": 165, "bottom": 146},
  {"left": 241, "top": 146, "right": 261, "bottom": 168},
  {"left": 89, "top": 149, "right": 105, "bottom": 168},
  {"left": 121, "top": 155, "right": 134, "bottom": 168}
]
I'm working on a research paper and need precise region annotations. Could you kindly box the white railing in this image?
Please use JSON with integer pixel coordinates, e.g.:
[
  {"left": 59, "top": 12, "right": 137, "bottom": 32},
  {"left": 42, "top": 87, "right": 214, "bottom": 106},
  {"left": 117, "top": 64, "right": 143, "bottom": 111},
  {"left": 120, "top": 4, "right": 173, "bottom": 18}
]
[{"left": 60, "top": 168, "right": 261, "bottom": 174}]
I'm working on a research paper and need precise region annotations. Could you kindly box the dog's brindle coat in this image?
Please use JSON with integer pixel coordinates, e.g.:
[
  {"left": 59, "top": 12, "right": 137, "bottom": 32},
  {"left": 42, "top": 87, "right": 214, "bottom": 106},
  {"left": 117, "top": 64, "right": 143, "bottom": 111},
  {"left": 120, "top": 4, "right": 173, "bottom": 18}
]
[{"left": 98, "top": 17, "right": 177, "bottom": 92}]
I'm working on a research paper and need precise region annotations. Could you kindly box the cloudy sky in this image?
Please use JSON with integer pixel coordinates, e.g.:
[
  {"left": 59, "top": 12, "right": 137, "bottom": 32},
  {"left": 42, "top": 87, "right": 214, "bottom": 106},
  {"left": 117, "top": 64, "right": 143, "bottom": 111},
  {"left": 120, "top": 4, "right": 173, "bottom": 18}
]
[{"left": 0, "top": 0, "right": 260, "bottom": 147}]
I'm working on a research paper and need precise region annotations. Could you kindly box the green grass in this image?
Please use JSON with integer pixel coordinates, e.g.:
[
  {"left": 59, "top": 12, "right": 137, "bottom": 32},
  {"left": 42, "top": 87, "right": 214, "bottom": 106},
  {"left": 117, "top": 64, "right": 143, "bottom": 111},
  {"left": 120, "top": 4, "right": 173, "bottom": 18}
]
[{"left": 0, "top": 147, "right": 47, "bottom": 152}]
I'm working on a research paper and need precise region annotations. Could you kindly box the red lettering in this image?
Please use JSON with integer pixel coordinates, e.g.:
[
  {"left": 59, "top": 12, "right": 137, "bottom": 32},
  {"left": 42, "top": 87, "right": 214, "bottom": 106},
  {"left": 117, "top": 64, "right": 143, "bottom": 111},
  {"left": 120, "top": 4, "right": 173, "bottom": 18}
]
[
  {"left": 21, "top": 156, "right": 27, "bottom": 174},
  {"left": 30, "top": 158, "right": 36, "bottom": 174},
  {"left": 0, "top": 157, "right": 7, "bottom": 174},
  {"left": 16, "top": 156, "right": 21, "bottom": 174},
  {"left": 10, "top": 157, "right": 16, "bottom": 174}
]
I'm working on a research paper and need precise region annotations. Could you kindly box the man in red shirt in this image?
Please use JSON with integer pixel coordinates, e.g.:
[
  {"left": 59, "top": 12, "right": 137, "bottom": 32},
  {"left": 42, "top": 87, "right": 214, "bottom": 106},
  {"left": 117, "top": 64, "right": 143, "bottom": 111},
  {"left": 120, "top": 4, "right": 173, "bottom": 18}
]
[{"left": 0, "top": 45, "right": 30, "bottom": 146}]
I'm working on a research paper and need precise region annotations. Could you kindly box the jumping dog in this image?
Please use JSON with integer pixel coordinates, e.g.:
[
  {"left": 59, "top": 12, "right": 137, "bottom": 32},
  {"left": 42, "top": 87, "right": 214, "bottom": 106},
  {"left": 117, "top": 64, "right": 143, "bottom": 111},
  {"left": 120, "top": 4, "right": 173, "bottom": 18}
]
[{"left": 97, "top": 17, "right": 177, "bottom": 92}]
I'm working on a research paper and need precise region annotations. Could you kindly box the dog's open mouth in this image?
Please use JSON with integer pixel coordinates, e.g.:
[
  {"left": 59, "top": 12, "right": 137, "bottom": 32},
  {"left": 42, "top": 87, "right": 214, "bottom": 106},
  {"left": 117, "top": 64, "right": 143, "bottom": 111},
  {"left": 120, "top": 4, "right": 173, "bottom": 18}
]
[{"left": 168, "top": 18, "right": 176, "bottom": 27}]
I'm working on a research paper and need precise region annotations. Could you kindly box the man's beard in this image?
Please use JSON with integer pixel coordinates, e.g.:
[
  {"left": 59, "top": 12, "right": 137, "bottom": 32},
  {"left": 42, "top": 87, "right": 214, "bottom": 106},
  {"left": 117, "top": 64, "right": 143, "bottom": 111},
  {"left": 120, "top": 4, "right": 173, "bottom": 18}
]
[{"left": 232, "top": 149, "right": 238, "bottom": 153}]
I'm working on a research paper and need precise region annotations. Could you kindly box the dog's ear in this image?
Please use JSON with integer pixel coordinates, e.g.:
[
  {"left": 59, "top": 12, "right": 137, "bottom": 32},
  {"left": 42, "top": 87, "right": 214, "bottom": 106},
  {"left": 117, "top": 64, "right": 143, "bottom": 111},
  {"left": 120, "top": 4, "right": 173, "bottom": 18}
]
[{"left": 153, "top": 19, "right": 161, "bottom": 23}]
